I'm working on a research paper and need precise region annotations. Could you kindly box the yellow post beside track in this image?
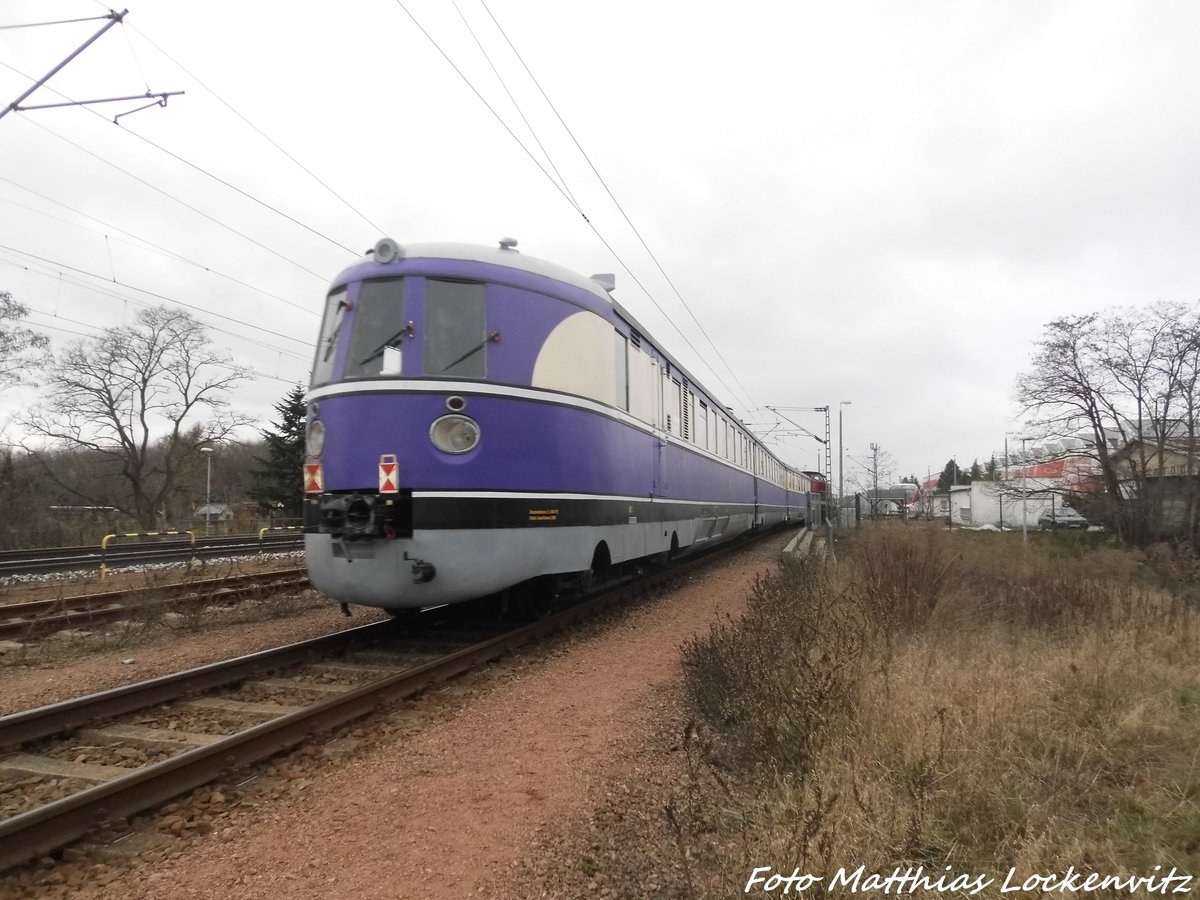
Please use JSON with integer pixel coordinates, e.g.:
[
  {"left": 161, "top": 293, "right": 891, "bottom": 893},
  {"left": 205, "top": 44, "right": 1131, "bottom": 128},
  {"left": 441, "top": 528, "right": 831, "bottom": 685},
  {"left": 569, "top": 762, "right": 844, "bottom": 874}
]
[{"left": 99, "top": 530, "right": 196, "bottom": 580}]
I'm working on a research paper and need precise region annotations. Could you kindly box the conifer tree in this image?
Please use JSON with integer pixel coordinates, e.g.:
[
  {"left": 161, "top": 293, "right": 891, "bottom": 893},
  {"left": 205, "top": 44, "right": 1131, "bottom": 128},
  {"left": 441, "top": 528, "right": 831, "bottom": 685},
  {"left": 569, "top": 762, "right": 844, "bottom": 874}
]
[
  {"left": 249, "top": 385, "right": 306, "bottom": 519},
  {"left": 936, "top": 459, "right": 959, "bottom": 491}
]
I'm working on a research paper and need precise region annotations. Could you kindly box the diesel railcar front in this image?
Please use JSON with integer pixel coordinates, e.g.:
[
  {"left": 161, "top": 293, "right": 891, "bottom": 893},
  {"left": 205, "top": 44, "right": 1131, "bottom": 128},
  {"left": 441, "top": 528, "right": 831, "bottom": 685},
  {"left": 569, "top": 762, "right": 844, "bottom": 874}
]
[{"left": 303, "top": 239, "right": 808, "bottom": 612}]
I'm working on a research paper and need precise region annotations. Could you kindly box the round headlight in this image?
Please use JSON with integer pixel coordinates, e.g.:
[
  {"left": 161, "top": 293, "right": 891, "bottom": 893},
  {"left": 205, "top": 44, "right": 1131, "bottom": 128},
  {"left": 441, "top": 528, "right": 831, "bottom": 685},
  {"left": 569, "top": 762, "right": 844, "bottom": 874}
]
[
  {"left": 306, "top": 419, "right": 326, "bottom": 456},
  {"left": 430, "top": 415, "right": 481, "bottom": 454}
]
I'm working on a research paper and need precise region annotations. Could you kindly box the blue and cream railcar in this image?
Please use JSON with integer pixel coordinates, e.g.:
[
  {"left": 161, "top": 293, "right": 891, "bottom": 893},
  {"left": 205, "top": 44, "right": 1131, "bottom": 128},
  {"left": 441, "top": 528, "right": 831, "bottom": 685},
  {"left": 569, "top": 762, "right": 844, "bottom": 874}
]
[{"left": 303, "top": 239, "right": 809, "bottom": 611}]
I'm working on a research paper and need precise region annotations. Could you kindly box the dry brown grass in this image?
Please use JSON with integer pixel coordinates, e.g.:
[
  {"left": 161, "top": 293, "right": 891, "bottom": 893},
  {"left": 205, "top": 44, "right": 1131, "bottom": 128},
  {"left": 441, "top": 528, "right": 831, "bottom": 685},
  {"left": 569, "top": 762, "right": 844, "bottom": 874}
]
[{"left": 668, "top": 524, "right": 1200, "bottom": 897}]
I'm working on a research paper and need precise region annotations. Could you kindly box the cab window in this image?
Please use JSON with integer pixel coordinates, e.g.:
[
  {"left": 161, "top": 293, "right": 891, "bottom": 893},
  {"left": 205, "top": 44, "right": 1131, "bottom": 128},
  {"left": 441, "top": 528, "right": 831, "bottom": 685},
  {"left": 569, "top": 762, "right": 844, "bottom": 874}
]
[
  {"left": 344, "top": 278, "right": 406, "bottom": 378},
  {"left": 311, "top": 287, "right": 348, "bottom": 386},
  {"left": 425, "top": 279, "right": 486, "bottom": 377}
]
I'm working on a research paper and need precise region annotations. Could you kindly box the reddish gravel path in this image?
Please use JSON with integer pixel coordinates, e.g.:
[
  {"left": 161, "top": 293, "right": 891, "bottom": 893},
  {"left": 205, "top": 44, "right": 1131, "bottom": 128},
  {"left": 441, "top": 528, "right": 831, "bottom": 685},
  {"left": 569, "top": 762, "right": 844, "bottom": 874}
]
[{"left": 14, "top": 533, "right": 788, "bottom": 900}]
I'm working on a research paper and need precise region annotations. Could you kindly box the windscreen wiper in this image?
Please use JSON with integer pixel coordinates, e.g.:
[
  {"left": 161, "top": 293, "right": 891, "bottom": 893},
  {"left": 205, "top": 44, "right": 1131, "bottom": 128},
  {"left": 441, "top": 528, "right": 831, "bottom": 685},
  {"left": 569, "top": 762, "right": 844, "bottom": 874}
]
[
  {"left": 359, "top": 321, "right": 414, "bottom": 366},
  {"left": 436, "top": 339, "right": 486, "bottom": 374}
]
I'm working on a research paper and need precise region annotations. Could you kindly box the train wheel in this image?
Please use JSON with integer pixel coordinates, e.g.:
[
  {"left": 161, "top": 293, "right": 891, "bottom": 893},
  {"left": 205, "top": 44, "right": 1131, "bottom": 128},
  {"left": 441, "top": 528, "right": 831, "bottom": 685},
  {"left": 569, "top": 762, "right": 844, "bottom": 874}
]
[
  {"left": 522, "top": 577, "right": 556, "bottom": 620},
  {"left": 502, "top": 577, "right": 555, "bottom": 622},
  {"left": 589, "top": 541, "right": 612, "bottom": 589},
  {"left": 382, "top": 607, "right": 422, "bottom": 628}
]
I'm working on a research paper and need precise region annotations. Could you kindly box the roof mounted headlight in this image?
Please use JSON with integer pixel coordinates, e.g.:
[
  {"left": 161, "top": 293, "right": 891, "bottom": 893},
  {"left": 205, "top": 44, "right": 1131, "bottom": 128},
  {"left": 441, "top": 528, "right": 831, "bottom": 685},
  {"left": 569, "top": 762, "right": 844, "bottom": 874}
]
[
  {"left": 306, "top": 419, "right": 326, "bottom": 456},
  {"left": 373, "top": 237, "right": 402, "bottom": 264},
  {"left": 430, "top": 414, "right": 480, "bottom": 454}
]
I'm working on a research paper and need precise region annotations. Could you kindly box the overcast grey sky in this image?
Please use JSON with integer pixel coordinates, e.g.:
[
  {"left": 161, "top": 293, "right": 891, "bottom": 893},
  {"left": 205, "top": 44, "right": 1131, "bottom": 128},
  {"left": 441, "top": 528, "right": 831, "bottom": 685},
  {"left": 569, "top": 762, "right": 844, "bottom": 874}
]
[{"left": 2, "top": 1, "right": 1198, "bottom": 486}]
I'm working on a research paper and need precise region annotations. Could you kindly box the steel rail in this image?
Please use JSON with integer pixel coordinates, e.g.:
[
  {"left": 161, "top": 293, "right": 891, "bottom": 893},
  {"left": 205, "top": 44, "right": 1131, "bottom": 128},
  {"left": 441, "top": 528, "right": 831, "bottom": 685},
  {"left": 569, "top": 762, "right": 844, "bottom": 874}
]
[
  {"left": 0, "top": 530, "right": 782, "bottom": 872},
  {"left": 0, "top": 534, "right": 303, "bottom": 577},
  {"left": 0, "top": 532, "right": 300, "bottom": 561},
  {"left": 0, "top": 569, "right": 310, "bottom": 640},
  {"left": 0, "top": 567, "right": 309, "bottom": 618},
  {"left": 0, "top": 618, "right": 392, "bottom": 749}
]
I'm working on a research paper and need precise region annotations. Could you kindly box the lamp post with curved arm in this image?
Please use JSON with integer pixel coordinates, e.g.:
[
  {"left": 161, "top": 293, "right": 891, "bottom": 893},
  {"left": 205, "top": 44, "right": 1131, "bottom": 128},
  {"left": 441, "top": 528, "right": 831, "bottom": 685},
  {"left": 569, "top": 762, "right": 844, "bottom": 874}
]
[
  {"left": 839, "top": 401, "right": 852, "bottom": 521},
  {"left": 200, "top": 446, "right": 214, "bottom": 536}
]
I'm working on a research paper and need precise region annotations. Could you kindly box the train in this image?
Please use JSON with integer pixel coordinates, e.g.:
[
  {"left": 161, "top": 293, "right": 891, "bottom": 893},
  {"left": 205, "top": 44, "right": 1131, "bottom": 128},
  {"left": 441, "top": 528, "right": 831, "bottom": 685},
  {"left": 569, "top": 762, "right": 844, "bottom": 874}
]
[{"left": 302, "top": 238, "right": 822, "bottom": 615}]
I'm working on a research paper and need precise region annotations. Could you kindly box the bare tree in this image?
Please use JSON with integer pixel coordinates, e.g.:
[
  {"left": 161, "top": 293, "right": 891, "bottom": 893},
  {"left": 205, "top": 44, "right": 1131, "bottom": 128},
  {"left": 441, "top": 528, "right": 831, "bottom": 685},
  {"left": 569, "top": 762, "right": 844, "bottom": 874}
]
[
  {"left": 0, "top": 291, "right": 49, "bottom": 390},
  {"left": 23, "top": 306, "right": 254, "bottom": 531},
  {"left": 1016, "top": 303, "right": 1200, "bottom": 542},
  {"left": 1016, "top": 314, "right": 1121, "bottom": 491},
  {"left": 1158, "top": 309, "right": 1200, "bottom": 542},
  {"left": 845, "top": 443, "right": 897, "bottom": 515}
]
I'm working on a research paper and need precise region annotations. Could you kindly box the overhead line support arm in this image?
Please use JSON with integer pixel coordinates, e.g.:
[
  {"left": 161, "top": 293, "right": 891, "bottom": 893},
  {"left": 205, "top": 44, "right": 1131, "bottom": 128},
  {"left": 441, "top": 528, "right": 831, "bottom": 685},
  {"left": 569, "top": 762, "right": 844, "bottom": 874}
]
[{"left": 1, "top": 9, "right": 129, "bottom": 123}]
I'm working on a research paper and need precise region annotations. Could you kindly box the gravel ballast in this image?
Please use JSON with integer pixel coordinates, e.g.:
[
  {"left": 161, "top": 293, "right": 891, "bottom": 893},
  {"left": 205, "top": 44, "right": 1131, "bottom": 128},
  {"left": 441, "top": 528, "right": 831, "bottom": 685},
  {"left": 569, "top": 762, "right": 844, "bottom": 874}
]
[
  {"left": 0, "top": 594, "right": 385, "bottom": 716},
  {"left": 0, "top": 533, "right": 790, "bottom": 899}
]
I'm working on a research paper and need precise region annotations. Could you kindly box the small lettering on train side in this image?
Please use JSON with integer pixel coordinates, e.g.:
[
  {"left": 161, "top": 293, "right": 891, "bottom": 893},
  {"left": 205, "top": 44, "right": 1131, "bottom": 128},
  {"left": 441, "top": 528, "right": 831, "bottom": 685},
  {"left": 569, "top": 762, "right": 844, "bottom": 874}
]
[{"left": 528, "top": 508, "right": 559, "bottom": 522}]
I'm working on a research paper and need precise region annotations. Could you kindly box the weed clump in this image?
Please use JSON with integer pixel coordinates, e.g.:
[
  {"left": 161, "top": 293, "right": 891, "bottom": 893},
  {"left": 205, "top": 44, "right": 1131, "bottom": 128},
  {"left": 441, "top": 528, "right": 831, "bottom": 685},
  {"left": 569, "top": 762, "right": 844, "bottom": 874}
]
[{"left": 682, "top": 554, "right": 865, "bottom": 772}]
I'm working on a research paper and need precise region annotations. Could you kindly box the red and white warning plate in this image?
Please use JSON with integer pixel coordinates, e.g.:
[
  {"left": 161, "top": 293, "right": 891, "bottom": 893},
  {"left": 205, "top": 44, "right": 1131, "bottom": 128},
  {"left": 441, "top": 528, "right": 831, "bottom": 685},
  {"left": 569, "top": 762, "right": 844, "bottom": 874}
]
[{"left": 379, "top": 454, "right": 398, "bottom": 493}]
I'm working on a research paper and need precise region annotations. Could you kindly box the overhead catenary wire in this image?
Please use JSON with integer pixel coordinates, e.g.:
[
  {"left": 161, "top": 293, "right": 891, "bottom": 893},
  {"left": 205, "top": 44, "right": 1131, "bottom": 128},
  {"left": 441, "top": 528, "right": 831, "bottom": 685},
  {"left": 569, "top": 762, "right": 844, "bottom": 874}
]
[
  {"left": 4, "top": 8, "right": 767, "bottom": 437},
  {"left": 26, "top": 308, "right": 302, "bottom": 385},
  {"left": 0, "top": 15, "right": 114, "bottom": 30},
  {"left": 0, "top": 59, "right": 356, "bottom": 268},
  {"left": 476, "top": 0, "right": 761, "bottom": 418},
  {"left": 113, "top": 116, "right": 360, "bottom": 257},
  {"left": 21, "top": 299, "right": 309, "bottom": 365},
  {"left": 0, "top": 257, "right": 314, "bottom": 364},
  {"left": 125, "top": 20, "right": 388, "bottom": 239},
  {"left": 1, "top": 9, "right": 320, "bottom": 394},
  {"left": 15, "top": 318, "right": 94, "bottom": 339},
  {"left": 117, "top": 15, "right": 150, "bottom": 92},
  {"left": 396, "top": 0, "right": 754, "bottom": 422},
  {"left": 0, "top": 179, "right": 318, "bottom": 317},
  {"left": 12, "top": 268, "right": 314, "bottom": 378},
  {"left": 6, "top": 110, "right": 329, "bottom": 283},
  {"left": 389, "top": 0, "right": 586, "bottom": 220},
  {"left": 0, "top": 244, "right": 313, "bottom": 349},
  {"left": 448, "top": 0, "right": 581, "bottom": 214},
  {"left": 4, "top": 264, "right": 313, "bottom": 371}
]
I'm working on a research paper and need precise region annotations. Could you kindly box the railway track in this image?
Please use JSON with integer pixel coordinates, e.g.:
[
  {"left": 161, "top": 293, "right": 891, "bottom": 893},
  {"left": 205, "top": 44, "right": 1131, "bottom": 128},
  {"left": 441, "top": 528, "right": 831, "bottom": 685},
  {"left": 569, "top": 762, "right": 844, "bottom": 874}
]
[
  {"left": 0, "top": 527, "right": 796, "bottom": 873},
  {"left": 0, "top": 532, "right": 304, "bottom": 579},
  {"left": 0, "top": 568, "right": 311, "bottom": 641}
]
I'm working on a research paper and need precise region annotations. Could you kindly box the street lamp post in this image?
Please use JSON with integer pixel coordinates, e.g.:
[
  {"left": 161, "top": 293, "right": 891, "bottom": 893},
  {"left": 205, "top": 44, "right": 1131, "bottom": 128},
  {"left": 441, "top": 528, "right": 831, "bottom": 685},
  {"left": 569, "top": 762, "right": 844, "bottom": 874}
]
[
  {"left": 926, "top": 465, "right": 933, "bottom": 520},
  {"left": 838, "top": 401, "right": 851, "bottom": 526},
  {"left": 200, "top": 446, "right": 214, "bottom": 536},
  {"left": 947, "top": 457, "right": 959, "bottom": 530},
  {"left": 1020, "top": 436, "right": 1030, "bottom": 544},
  {"left": 1002, "top": 431, "right": 1016, "bottom": 531}
]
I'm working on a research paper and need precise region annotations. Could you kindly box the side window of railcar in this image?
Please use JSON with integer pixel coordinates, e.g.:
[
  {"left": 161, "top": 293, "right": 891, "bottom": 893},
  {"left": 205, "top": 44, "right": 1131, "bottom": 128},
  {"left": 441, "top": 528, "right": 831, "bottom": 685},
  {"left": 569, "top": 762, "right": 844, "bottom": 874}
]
[
  {"left": 670, "top": 378, "right": 682, "bottom": 436},
  {"left": 344, "top": 278, "right": 406, "bottom": 379},
  {"left": 614, "top": 332, "right": 629, "bottom": 411},
  {"left": 311, "top": 287, "right": 349, "bottom": 387},
  {"left": 425, "top": 279, "right": 487, "bottom": 378}
]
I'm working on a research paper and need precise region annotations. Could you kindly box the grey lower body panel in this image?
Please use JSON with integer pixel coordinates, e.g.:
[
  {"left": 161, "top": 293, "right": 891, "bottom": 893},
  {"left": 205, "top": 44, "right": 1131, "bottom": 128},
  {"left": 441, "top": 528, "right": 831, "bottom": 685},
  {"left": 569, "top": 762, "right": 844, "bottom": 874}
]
[{"left": 305, "top": 512, "right": 758, "bottom": 609}]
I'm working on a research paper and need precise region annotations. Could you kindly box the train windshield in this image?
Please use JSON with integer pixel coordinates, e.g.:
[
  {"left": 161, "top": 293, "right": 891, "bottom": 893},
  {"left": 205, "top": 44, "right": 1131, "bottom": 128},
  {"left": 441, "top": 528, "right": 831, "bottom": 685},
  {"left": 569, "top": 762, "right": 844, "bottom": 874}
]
[
  {"left": 311, "top": 287, "right": 348, "bottom": 386},
  {"left": 344, "top": 277, "right": 407, "bottom": 378},
  {"left": 424, "top": 279, "right": 486, "bottom": 377}
]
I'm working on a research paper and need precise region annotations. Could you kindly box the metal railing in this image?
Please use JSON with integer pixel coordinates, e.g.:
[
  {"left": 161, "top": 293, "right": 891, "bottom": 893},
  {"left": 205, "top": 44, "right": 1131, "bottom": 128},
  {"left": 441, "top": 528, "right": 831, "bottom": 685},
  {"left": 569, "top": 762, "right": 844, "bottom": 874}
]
[
  {"left": 258, "top": 525, "right": 302, "bottom": 560},
  {"left": 99, "top": 531, "right": 196, "bottom": 580}
]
